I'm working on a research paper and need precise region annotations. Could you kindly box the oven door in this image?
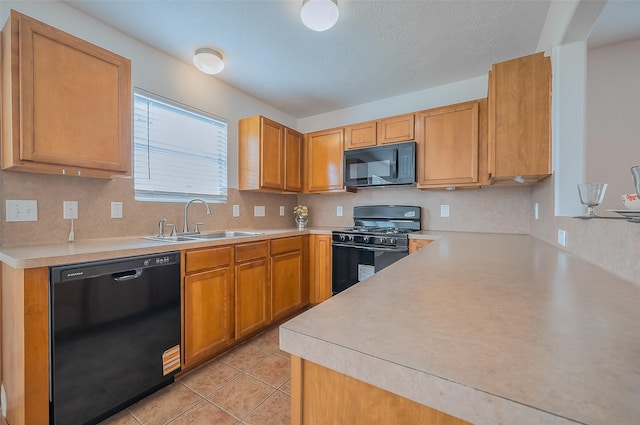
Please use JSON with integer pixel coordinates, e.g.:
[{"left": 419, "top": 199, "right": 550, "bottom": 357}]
[{"left": 332, "top": 244, "right": 408, "bottom": 295}]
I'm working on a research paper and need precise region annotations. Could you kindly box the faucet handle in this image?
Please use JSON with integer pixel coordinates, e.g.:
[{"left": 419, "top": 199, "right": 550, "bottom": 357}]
[{"left": 194, "top": 223, "right": 204, "bottom": 233}]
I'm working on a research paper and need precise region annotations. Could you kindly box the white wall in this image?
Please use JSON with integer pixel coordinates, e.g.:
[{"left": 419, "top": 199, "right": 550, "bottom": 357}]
[
  {"left": 0, "top": 1, "right": 298, "bottom": 189},
  {"left": 531, "top": 37, "right": 640, "bottom": 286},
  {"left": 297, "top": 76, "right": 488, "bottom": 133},
  {"left": 586, "top": 37, "right": 640, "bottom": 211}
]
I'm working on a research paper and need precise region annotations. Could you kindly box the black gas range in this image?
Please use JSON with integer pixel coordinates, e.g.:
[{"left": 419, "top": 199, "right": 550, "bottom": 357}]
[{"left": 332, "top": 205, "right": 421, "bottom": 294}]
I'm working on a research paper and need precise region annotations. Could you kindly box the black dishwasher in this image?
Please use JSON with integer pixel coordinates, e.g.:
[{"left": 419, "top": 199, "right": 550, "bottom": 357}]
[{"left": 50, "top": 252, "right": 181, "bottom": 425}]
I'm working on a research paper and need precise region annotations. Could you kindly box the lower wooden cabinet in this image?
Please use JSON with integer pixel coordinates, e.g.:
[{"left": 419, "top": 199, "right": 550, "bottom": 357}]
[
  {"left": 309, "top": 234, "right": 332, "bottom": 304},
  {"left": 291, "top": 356, "right": 471, "bottom": 425},
  {"left": 183, "top": 246, "right": 235, "bottom": 368},
  {"left": 271, "top": 236, "right": 308, "bottom": 322},
  {"left": 235, "top": 241, "right": 270, "bottom": 340},
  {"left": 183, "top": 237, "right": 310, "bottom": 369}
]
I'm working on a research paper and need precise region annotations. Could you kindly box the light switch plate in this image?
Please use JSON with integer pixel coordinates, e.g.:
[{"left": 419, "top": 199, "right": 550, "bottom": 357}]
[
  {"left": 6, "top": 200, "right": 38, "bottom": 222},
  {"left": 63, "top": 201, "right": 78, "bottom": 219},
  {"left": 254, "top": 205, "right": 265, "bottom": 217},
  {"left": 534, "top": 203, "right": 539, "bottom": 220},
  {"left": 440, "top": 204, "right": 450, "bottom": 218},
  {"left": 232, "top": 205, "right": 240, "bottom": 217},
  {"left": 557, "top": 229, "right": 566, "bottom": 247},
  {"left": 280, "top": 206, "right": 285, "bottom": 216},
  {"left": 337, "top": 206, "right": 343, "bottom": 217},
  {"left": 111, "top": 202, "right": 123, "bottom": 219}
]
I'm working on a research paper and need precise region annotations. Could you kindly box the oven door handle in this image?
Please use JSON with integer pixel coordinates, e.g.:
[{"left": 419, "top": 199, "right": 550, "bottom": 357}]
[{"left": 332, "top": 242, "right": 407, "bottom": 253}]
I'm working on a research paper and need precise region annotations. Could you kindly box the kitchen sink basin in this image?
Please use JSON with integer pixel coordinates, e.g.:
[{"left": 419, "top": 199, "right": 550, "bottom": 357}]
[
  {"left": 143, "top": 231, "right": 263, "bottom": 243},
  {"left": 142, "top": 235, "right": 198, "bottom": 243},
  {"left": 187, "top": 231, "right": 264, "bottom": 239}
]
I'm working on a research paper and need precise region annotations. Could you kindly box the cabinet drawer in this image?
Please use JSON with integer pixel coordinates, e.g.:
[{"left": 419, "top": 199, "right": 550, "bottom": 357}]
[
  {"left": 235, "top": 241, "right": 269, "bottom": 262},
  {"left": 271, "top": 236, "right": 303, "bottom": 255},
  {"left": 185, "top": 246, "right": 233, "bottom": 273}
]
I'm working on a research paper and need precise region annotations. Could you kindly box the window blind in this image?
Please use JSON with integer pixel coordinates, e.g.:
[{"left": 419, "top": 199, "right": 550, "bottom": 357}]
[{"left": 133, "top": 89, "right": 228, "bottom": 203}]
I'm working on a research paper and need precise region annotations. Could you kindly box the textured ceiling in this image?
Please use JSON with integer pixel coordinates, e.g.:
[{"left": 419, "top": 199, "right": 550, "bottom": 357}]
[{"left": 58, "top": 0, "right": 634, "bottom": 118}]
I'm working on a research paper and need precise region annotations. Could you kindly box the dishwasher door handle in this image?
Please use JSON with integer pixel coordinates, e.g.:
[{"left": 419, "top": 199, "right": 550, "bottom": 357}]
[{"left": 112, "top": 268, "right": 144, "bottom": 281}]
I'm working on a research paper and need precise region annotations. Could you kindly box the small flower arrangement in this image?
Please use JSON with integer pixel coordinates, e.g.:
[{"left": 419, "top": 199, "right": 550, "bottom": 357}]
[
  {"left": 293, "top": 205, "right": 309, "bottom": 229},
  {"left": 293, "top": 205, "right": 309, "bottom": 218}
]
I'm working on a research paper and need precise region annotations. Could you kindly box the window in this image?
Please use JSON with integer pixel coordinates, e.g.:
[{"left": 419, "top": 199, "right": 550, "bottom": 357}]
[{"left": 133, "top": 89, "right": 227, "bottom": 203}]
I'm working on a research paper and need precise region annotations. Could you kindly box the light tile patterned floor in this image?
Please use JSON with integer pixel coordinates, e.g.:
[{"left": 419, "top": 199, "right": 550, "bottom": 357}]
[{"left": 99, "top": 327, "right": 290, "bottom": 425}]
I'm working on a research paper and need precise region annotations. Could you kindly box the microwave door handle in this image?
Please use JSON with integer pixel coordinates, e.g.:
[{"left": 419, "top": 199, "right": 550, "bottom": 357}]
[{"left": 391, "top": 150, "right": 398, "bottom": 177}]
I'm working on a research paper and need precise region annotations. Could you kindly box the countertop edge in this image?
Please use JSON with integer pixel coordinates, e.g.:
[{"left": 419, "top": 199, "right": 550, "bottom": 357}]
[
  {"left": 0, "top": 227, "right": 334, "bottom": 269},
  {"left": 279, "top": 326, "right": 580, "bottom": 425}
]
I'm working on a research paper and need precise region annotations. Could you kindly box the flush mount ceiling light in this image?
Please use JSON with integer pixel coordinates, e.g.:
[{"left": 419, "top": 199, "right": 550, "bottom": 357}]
[
  {"left": 193, "top": 48, "right": 224, "bottom": 74},
  {"left": 301, "top": 0, "right": 339, "bottom": 32}
]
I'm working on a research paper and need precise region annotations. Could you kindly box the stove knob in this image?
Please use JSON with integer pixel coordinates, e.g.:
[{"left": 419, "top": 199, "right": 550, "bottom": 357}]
[
  {"left": 339, "top": 234, "right": 346, "bottom": 241},
  {"left": 379, "top": 237, "right": 387, "bottom": 244},
  {"left": 389, "top": 238, "right": 397, "bottom": 245},
  {"left": 348, "top": 235, "right": 355, "bottom": 241},
  {"left": 363, "top": 236, "right": 370, "bottom": 243}
]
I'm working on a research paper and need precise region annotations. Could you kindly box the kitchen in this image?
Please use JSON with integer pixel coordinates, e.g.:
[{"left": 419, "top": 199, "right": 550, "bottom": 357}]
[{"left": 1, "top": 0, "right": 640, "bottom": 424}]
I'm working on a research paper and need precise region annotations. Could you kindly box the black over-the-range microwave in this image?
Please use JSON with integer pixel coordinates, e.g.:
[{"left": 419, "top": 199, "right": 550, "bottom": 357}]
[{"left": 343, "top": 141, "right": 416, "bottom": 188}]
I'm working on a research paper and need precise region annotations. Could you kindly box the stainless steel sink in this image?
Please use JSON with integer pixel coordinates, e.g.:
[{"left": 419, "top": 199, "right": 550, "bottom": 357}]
[
  {"left": 187, "top": 231, "right": 263, "bottom": 239},
  {"left": 143, "top": 231, "right": 263, "bottom": 243},
  {"left": 142, "top": 235, "right": 198, "bottom": 243}
]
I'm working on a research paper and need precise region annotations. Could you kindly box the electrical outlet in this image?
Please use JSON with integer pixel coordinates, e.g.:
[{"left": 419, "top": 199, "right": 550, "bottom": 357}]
[
  {"left": 111, "top": 202, "right": 123, "bottom": 219},
  {"left": 280, "top": 206, "right": 285, "bottom": 216},
  {"left": 63, "top": 201, "right": 78, "bottom": 219},
  {"left": 440, "top": 204, "right": 450, "bottom": 218},
  {"left": 5, "top": 200, "right": 38, "bottom": 222},
  {"left": 254, "top": 205, "right": 265, "bottom": 217},
  {"left": 557, "top": 229, "right": 567, "bottom": 247},
  {"left": 534, "top": 203, "right": 539, "bottom": 220},
  {"left": 232, "top": 205, "right": 240, "bottom": 217},
  {"left": 337, "top": 206, "right": 343, "bottom": 216}
]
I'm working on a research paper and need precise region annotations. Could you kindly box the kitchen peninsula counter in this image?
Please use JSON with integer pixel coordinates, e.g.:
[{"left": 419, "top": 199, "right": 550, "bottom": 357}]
[{"left": 280, "top": 231, "right": 640, "bottom": 425}]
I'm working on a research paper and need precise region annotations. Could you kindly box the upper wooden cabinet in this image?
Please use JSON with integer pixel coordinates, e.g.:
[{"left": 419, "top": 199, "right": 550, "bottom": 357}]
[
  {"left": 416, "top": 100, "right": 485, "bottom": 189},
  {"left": 488, "top": 52, "right": 551, "bottom": 183},
  {"left": 378, "top": 113, "right": 415, "bottom": 145},
  {"left": 284, "top": 127, "right": 304, "bottom": 192},
  {"left": 304, "top": 127, "right": 346, "bottom": 193},
  {"left": 1, "top": 10, "right": 131, "bottom": 178},
  {"left": 344, "top": 113, "right": 415, "bottom": 150},
  {"left": 238, "top": 115, "right": 302, "bottom": 193},
  {"left": 345, "top": 121, "right": 377, "bottom": 150}
]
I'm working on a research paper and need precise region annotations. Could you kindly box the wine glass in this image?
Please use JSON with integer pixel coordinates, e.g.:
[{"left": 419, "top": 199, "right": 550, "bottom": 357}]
[{"left": 577, "top": 183, "right": 607, "bottom": 218}]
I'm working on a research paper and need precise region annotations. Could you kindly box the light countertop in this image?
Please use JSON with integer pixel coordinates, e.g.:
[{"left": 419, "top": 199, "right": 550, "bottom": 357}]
[
  {"left": 280, "top": 231, "right": 640, "bottom": 425},
  {"left": 0, "top": 227, "right": 335, "bottom": 269}
]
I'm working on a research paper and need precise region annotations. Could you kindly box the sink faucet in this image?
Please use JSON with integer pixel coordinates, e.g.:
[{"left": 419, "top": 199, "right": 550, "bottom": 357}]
[{"left": 183, "top": 198, "right": 211, "bottom": 233}]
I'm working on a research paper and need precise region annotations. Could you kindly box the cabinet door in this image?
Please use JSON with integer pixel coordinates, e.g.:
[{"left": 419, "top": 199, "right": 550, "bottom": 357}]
[
  {"left": 417, "top": 101, "right": 479, "bottom": 188},
  {"left": 345, "top": 121, "right": 377, "bottom": 150},
  {"left": 271, "top": 237, "right": 306, "bottom": 321},
  {"left": 377, "top": 113, "right": 415, "bottom": 145},
  {"left": 304, "top": 128, "right": 345, "bottom": 193},
  {"left": 235, "top": 258, "right": 270, "bottom": 340},
  {"left": 284, "top": 127, "right": 303, "bottom": 192},
  {"left": 261, "top": 117, "right": 285, "bottom": 190},
  {"left": 489, "top": 53, "right": 551, "bottom": 181},
  {"left": 184, "top": 267, "right": 234, "bottom": 367},
  {"left": 2, "top": 11, "right": 131, "bottom": 176},
  {"left": 309, "top": 234, "right": 332, "bottom": 304}
]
